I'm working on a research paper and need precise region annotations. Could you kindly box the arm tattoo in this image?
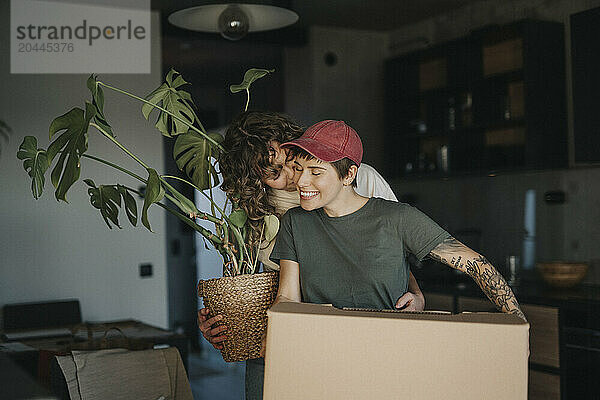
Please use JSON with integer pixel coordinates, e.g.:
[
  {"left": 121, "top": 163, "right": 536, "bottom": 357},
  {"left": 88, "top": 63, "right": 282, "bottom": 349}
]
[
  {"left": 429, "top": 237, "right": 463, "bottom": 265},
  {"left": 464, "top": 256, "right": 527, "bottom": 321},
  {"left": 429, "top": 237, "right": 527, "bottom": 321}
]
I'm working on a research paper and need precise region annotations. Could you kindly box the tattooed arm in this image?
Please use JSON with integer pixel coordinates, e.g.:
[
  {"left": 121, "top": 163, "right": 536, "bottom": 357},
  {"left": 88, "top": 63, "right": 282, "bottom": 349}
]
[{"left": 429, "top": 237, "right": 527, "bottom": 321}]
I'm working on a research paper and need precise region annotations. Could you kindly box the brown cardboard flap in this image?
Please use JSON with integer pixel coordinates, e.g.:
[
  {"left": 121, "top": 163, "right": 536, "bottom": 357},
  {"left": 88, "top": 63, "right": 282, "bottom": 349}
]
[{"left": 268, "top": 302, "right": 528, "bottom": 326}]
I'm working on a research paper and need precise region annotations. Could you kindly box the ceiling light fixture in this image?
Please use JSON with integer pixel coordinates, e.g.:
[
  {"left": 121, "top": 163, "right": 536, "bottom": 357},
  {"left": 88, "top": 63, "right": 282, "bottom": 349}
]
[{"left": 168, "top": 4, "right": 299, "bottom": 41}]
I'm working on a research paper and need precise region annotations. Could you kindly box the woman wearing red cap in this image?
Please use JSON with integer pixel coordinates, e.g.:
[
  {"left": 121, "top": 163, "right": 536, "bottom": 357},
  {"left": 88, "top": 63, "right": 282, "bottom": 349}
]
[
  {"left": 197, "top": 111, "right": 426, "bottom": 400},
  {"left": 267, "top": 119, "right": 526, "bottom": 345}
]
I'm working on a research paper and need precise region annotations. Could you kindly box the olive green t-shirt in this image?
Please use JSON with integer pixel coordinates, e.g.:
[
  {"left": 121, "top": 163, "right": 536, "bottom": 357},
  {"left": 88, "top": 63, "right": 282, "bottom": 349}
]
[{"left": 270, "top": 198, "right": 450, "bottom": 309}]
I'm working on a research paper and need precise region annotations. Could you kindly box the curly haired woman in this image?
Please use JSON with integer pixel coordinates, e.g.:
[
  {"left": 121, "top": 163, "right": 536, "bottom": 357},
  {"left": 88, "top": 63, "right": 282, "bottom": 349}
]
[{"left": 197, "top": 111, "right": 425, "bottom": 400}]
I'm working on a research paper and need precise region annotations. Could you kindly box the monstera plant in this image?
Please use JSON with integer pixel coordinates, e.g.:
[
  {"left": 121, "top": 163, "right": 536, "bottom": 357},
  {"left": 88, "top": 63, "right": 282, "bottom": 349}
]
[{"left": 16, "top": 68, "right": 278, "bottom": 277}]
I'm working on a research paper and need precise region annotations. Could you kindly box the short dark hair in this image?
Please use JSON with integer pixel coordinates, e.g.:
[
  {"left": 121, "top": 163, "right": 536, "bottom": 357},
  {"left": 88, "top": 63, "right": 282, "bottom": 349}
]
[{"left": 287, "top": 146, "right": 358, "bottom": 187}]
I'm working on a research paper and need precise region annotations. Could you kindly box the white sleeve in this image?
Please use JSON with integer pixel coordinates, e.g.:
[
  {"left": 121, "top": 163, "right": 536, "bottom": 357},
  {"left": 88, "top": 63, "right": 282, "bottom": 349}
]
[{"left": 355, "top": 163, "right": 398, "bottom": 202}]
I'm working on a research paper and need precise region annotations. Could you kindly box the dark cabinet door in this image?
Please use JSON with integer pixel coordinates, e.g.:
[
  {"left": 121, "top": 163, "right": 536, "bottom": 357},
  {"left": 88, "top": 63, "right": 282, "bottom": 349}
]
[
  {"left": 563, "top": 331, "right": 600, "bottom": 399},
  {"left": 384, "top": 20, "right": 567, "bottom": 177},
  {"left": 571, "top": 7, "right": 600, "bottom": 164}
]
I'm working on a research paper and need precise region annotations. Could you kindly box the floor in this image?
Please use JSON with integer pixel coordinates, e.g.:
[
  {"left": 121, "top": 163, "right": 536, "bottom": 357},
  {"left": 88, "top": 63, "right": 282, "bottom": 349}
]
[{"left": 188, "top": 345, "right": 246, "bottom": 400}]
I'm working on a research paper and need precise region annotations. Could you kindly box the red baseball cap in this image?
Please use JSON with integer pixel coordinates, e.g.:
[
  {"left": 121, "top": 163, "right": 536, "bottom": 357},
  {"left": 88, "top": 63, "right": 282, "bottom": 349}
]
[{"left": 281, "top": 120, "right": 363, "bottom": 166}]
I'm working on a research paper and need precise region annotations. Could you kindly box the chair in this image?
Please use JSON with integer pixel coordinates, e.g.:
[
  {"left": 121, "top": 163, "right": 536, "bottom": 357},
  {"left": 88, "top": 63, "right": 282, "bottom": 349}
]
[{"left": 53, "top": 347, "right": 193, "bottom": 400}]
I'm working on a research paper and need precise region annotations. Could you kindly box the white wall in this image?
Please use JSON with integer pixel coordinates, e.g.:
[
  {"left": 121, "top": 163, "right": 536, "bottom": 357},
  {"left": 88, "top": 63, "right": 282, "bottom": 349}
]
[{"left": 0, "top": 9, "right": 168, "bottom": 328}]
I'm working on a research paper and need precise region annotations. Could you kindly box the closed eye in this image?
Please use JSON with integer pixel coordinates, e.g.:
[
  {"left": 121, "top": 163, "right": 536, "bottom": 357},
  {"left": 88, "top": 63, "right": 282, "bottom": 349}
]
[{"left": 264, "top": 164, "right": 282, "bottom": 179}]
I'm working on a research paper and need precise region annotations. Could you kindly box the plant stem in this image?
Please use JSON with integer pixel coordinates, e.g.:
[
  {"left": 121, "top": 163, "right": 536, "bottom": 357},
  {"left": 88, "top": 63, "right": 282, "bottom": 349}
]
[
  {"left": 209, "top": 156, "right": 215, "bottom": 216},
  {"left": 82, "top": 154, "right": 146, "bottom": 183},
  {"left": 208, "top": 154, "right": 223, "bottom": 240},
  {"left": 120, "top": 184, "right": 225, "bottom": 250},
  {"left": 231, "top": 226, "right": 250, "bottom": 274},
  {"left": 245, "top": 89, "right": 250, "bottom": 111},
  {"left": 251, "top": 221, "right": 265, "bottom": 274},
  {"left": 164, "top": 193, "right": 223, "bottom": 225},
  {"left": 120, "top": 185, "right": 143, "bottom": 196},
  {"left": 156, "top": 202, "right": 223, "bottom": 246},
  {"left": 220, "top": 223, "right": 238, "bottom": 276},
  {"left": 98, "top": 81, "right": 224, "bottom": 152},
  {"left": 222, "top": 197, "right": 228, "bottom": 219},
  {"left": 161, "top": 175, "right": 227, "bottom": 219},
  {"left": 90, "top": 123, "right": 150, "bottom": 170},
  {"left": 197, "top": 189, "right": 227, "bottom": 219}
]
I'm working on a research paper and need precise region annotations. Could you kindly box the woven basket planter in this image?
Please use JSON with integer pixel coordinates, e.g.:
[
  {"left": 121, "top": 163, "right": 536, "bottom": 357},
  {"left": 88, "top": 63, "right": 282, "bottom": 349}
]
[{"left": 197, "top": 271, "right": 279, "bottom": 362}]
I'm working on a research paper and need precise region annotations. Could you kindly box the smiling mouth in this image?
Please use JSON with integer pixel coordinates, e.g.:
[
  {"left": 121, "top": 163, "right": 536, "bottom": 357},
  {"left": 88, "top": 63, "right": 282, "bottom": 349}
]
[{"left": 300, "top": 190, "right": 319, "bottom": 200}]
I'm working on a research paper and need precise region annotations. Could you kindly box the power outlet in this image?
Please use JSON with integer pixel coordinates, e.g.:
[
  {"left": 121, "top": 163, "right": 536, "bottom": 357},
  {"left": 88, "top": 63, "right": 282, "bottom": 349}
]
[{"left": 139, "top": 263, "right": 153, "bottom": 278}]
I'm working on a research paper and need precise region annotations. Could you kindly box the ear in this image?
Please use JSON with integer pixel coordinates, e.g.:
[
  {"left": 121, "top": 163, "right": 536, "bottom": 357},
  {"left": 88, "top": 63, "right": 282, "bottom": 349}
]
[{"left": 343, "top": 165, "right": 359, "bottom": 186}]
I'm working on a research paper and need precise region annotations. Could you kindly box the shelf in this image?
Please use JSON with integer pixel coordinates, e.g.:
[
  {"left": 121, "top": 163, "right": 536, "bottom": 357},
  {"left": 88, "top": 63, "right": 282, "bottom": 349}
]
[
  {"left": 401, "top": 125, "right": 481, "bottom": 140},
  {"left": 478, "top": 69, "right": 524, "bottom": 83},
  {"left": 384, "top": 19, "right": 567, "bottom": 177},
  {"left": 476, "top": 118, "right": 526, "bottom": 131},
  {"left": 484, "top": 127, "right": 526, "bottom": 147},
  {"left": 419, "top": 57, "right": 447, "bottom": 91},
  {"left": 402, "top": 132, "right": 448, "bottom": 140},
  {"left": 398, "top": 85, "right": 475, "bottom": 100},
  {"left": 483, "top": 37, "right": 523, "bottom": 76}
]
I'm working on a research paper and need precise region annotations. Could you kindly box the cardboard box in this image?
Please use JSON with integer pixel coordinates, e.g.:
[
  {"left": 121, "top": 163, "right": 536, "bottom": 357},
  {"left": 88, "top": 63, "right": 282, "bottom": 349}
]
[{"left": 264, "top": 302, "right": 529, "bottom": 400}]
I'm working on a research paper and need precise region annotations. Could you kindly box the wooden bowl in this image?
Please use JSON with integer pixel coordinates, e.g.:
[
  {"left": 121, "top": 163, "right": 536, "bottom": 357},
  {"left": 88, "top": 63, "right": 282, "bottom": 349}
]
[{"left": 536, "top": 262, "right": 588, "bottom": 288}]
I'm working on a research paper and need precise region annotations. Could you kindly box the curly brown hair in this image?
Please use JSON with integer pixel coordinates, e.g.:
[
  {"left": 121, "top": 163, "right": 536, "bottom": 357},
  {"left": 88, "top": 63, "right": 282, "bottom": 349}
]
[{"left": 219, "top": 110, "right": 304, "bottom": 245}]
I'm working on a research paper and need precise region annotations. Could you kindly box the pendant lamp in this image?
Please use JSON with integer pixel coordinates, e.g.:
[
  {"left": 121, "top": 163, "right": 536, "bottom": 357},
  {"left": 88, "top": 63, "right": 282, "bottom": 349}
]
[{"left": 168, "top": 4, "right": 299, "bottom": 41}]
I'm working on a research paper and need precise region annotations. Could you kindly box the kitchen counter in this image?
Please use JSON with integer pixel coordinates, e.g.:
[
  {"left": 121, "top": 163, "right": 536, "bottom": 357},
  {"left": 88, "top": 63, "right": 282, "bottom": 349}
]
[
  {"left": 418, "top": 271, "right": 600, "bottom": 333},
  {"left": 420, "top": 277, "right": 600, "bottom": 308}
]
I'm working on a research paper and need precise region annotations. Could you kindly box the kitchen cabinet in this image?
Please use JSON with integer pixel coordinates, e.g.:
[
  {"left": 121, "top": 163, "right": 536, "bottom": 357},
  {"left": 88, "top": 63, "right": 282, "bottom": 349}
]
[
  {"left": 423, "top": 292, "right": 453, "bottom": 312},
  {"left": 457, "top": 296, "right": 496, "bottom": 313},
  {"left": 560, "top": 301, "right": 600, "bottom": 398},
  {"left": 521, "top": 304, "right": 560, "bottom": 368},
  {"left": 529, "top": 370, "right": 561, "bottom": 400},
  {"left": 571, "top": 6, "right": 600, "bottom": 164},
  {"left": 384, "top": 20, "right": 567, "bottom": 177}
]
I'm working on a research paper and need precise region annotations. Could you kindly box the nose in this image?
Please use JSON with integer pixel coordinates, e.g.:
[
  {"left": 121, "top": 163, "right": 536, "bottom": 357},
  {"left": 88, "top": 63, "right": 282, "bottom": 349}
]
[{"left": 296, "top": 169, "right": 310, "bottom": 187}]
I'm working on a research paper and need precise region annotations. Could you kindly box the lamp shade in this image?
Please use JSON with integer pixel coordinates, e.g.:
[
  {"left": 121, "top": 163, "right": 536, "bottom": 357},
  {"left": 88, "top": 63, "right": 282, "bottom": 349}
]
[{"left": 168, "top": 4, "right": 299, "bottom": 33}]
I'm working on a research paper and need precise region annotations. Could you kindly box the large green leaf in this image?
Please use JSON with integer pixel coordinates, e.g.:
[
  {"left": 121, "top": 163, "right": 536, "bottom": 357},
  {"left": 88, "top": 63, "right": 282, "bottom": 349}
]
[
  {"left": 229, "top": 68, "right": 275, "bottom": 93},
  {"left": 84, "top": 179, "right": 121, "bottom": 228},
  {"left": 17, "top": 136, "right": 49, "bottom": 199},
  {"left": 47, "top": 102, "right": 95, "bottom": 202},
  {"left": 161, "top": 179, "right": 199, "bottom": 216},
  {"left": 118, "top": 185, "right": 138, "bottom": 226},
  {"left": 141, "top": 168, "right": 165, "bottom": 232},
  {"left": 86, "top": 74, "right": 114, "bottom": 137},
  {"left": 229, "top": 209, "right": 247, "bottom": 228},
  {"left": 84, "top": 179, "right": 138, "bottom": 229},
  {"left": 263, "top": 214, "right": 280, "bottom": 243},
  {"left": 142, "top": 69, "right": 202, "bottom": 137},
  {"left": 173, "top": 131, "right": 222, "bottom": 190}
]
